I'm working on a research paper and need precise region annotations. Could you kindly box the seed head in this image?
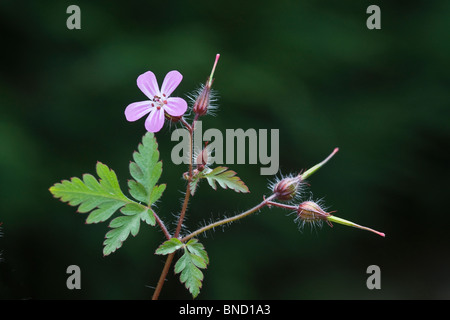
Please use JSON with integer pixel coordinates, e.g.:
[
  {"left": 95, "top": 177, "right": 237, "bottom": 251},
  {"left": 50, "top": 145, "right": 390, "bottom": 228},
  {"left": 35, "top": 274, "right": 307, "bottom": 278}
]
[
  {"left": 296, "top": 200, "right": 385, "bottom": 237},
  {"left": 297, "top": 201, "right": 332, "bottom": 224},
  {"left": 192, "top": 84, "right": 212, "bottom": 116},
  {"left": 193, "top": 54, "right": 220, "bottom": 117},
  {"left": 272, "top": 176, "right": 302, "bottom": 201}
]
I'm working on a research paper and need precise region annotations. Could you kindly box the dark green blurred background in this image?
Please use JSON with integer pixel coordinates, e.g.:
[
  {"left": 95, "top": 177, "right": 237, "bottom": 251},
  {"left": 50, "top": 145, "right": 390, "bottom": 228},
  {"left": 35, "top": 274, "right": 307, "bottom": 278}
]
[{"left": 1, "top": 0, "right": 449, "bottom": 299}]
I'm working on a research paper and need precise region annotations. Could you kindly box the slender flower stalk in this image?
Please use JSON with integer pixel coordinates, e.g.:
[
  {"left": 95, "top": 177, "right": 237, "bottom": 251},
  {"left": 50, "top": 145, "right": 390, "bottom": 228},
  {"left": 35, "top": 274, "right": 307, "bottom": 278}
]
[
  {"left": 153, "top": 103, "right": 196, "bottom": 300},
  {"left": 180, "top": 117, "right": 192, "bottom": 132},
  {"left": 266, "top": 201, "right": 297, "bottom": 210},
  {"left": 174, "top": 116, "right": 195, "bottom": 238},
  {"left": 181, "top": 194, "right": 277, "bottom": 243}
]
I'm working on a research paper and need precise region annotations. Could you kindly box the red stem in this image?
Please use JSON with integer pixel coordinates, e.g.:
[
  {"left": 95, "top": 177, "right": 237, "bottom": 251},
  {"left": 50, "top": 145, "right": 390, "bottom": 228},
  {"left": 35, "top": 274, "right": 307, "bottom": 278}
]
[{"left": 152, "top": 116, "right": 194, "bottom": 300}]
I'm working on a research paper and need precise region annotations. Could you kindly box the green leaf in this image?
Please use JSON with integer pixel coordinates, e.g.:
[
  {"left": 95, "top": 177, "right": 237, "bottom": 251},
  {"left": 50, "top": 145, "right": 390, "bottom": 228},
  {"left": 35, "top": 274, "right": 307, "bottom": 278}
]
[
  {"left": 127, "top": 180, "right": 147, "bottom": 204},
  {"left": 204, "top": 166, "right": 249, "bottom": 193},
  {"left": 128, "top": 132, "right": 164, "bottom": 205},
  {"left": 102, "top": 203, "right": 154, "bottom": 256},
  {"left": 149, "top": 184, "right": 166, "bottom": 205},
  {"left": 49, "top": 162, "right": 131, "bottom": 224},
  {"left": 155, "top": 238, "right": 184, "bottom": 255},
  {"left": 186, "top": 239, "right": 209, "bottom": 264},
  {"left": 174, "top": 240, "right": 209, "bottom": 298},
  {"left": 50, "top": 133, "right": 166, "bottom": 256},
  {"left": 103, "top": 133, "right": 166, "bottom": 255}
]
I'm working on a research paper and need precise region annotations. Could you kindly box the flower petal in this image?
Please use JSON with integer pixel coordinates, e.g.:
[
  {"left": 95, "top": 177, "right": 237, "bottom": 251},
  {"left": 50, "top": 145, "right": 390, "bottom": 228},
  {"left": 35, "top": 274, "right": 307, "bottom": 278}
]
[
  {"left": 164, "top": 97, "right": 188, "bottom": 117},
  {"left": 161, "top": 70, "right": 183, "bottom": 97},
  {"left": 145, "top": 108, "right": 165, "bottom": 132},
  {"left": 125, "top": 101, "right": 152, "bottom": 121},
  {"left": 137, "top": 71, "right": 160, "bottom": 99}
]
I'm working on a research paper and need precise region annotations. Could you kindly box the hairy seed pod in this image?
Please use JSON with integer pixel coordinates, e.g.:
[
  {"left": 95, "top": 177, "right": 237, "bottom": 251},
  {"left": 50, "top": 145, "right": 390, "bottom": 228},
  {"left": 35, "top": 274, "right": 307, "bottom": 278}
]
[
  {"left": 193, "top": 54, "right": 219, "bottom": 117},
  {"left": 297, "top": 201, "right": 331, "bottom": 223},
  {"left": 192, "top": 83, "right": 212, "bottom": 116},
  {"left": 272, "top": 177, "right": 301, "bottom": 201}
]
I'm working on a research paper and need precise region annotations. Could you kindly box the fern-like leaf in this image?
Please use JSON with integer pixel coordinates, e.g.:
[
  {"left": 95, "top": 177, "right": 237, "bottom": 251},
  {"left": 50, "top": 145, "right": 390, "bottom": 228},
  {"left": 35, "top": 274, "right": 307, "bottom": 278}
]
[
  {"left": 204, "top": 166, "right": 249, "bottom": 193},
  {"left": 49, "top": 162, "right": 131, "bottom": 224},
  {"left": 174, "top": 239, "right": 209, "bottom": 298}
]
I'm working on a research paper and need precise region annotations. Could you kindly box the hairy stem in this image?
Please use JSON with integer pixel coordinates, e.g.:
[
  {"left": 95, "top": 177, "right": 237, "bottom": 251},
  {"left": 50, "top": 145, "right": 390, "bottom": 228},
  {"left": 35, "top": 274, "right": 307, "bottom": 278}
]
[
  {"left": 153, "top": 116, "right": 194, "bottom": 300},
  {"left": 153, "top": 211, "right": 171, "bottom": 240},
  {"left": 175, "top": 190, "right": 191, "bottom": 238},
  {"left": 174, "top": 120, "right": 194, "bottom": 238},
  {"left": 179, "top": 117, "right": 192, "bottom": 132},
  {"left": 266, "top": 201, "right": 298, "bottom": 211},
  {"left": 180, "top": 194, "right": 277, "bottom": 243},
  {"left": 152, "top": 252, "right": 175, "bottom": 300}
]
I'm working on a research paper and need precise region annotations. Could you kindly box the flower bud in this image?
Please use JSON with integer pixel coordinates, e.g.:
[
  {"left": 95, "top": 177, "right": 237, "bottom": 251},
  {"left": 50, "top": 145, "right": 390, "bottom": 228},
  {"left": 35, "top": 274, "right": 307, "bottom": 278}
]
[
  {"left": 192, "top": 83, "right": 211, "bottom": 116},
  {"left": 272, "top": 177, "right": 301, "bottom": 201},
  {"left": 195, "top": 145, "right": 209, "bottom": 172}
]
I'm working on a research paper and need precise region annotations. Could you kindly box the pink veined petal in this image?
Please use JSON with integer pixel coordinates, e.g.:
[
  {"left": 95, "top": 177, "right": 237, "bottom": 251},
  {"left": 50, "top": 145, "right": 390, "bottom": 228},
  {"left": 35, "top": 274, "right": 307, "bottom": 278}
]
[
  {"left": 164, "top": 97, "right": 188, "bottom": 117},
  {"left": 144, "top": 108, "right": 165, "bottom": 133},
  {"left": 125, "top": 101, "right": 152, "bottom": 121},
  {"left": 137, "top": 71, "right": 160, "bottom": 99},
  {"left": 160, "top": 70, "right": 183, "bottom": 97}
]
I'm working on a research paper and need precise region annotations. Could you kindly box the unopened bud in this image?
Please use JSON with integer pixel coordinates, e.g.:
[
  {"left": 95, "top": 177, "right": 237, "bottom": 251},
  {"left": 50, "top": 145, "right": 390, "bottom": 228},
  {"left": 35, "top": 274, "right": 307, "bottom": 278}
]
[
  {"left": 194, "top": 142, "right": 210, "bottom": 172},
  {"left": 192, "top": 83, "right": 211, "bottom": 116},
  {"left": 196, "top": 148, "right": 208, "bottom": 172},
  {"left": 272, "top": 177, "right": 301, "bottom": 201}
]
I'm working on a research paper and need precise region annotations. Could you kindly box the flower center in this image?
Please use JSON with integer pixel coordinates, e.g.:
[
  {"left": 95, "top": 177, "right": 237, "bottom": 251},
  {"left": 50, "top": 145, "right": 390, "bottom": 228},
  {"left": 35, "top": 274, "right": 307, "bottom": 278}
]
[{"left": 152, "top": 95, "right": 167, "bottom": 110}]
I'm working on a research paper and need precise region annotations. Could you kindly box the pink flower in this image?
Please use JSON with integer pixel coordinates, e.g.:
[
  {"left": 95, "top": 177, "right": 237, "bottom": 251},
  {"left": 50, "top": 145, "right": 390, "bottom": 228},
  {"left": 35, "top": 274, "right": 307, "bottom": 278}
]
[{"left": 125, "top": 71, "right": 188, "bottom": 132}]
